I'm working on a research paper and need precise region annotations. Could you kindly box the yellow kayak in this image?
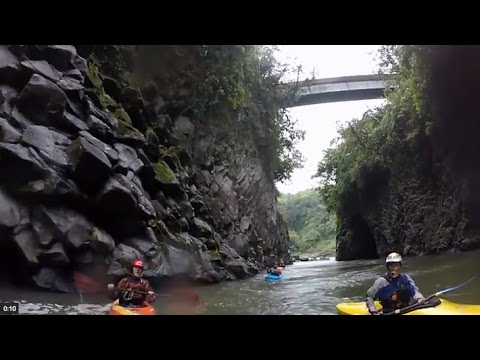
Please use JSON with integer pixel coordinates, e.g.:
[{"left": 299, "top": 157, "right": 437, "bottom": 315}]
[
  {"left": 109, "top": 300, "right": 156, "bottom": 315},
  {"left": 336, "top": 298, "right": 480, "bottom": 315}
]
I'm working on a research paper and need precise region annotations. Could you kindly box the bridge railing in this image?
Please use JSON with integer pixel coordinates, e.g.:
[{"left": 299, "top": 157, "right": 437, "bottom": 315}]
[{"left": 280, "top": 74, "right": 396, "bottom": 107}]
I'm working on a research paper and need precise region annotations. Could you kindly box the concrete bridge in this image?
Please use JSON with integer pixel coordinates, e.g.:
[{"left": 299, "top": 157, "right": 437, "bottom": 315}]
[{"left": 286, "top": 74, "right": 395, "bottom": 107}]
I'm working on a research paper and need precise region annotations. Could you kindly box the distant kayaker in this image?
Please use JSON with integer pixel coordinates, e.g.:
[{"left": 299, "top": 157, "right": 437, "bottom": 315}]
[
  {"left": 107, "top": 260, "right": 156, "bottom": 307},
  {"left": 365, "top": 252, "right": 425, "bottom": 315},
  {"left": 267, "top": 265, "right": 282, "bottom": 276}
]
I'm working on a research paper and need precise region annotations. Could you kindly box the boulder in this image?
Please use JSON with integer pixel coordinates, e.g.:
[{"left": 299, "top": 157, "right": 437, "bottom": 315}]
[
  {"left": 20, "top": 60, "right": 63, "bottom": 82},
  {"left": 227, "top": 234, "right": 249, "bottom": 258},
  {"left": 224, "top": 257, "right": 249, "bottom": 279},
  {"left": 63, "top": 68, "right": 84, "bottom": 82},
  {"left": 66, "top": 219, "right": 93, "bottom": 249},
  {"left": 17, "top": 166, "right": 80, "bottom": 201},
  {"left": 172, "top": 116, "right": 194, "bottom": 143},
  {"left": 97, "top": 174, "right": 155, "bottom": 236},
  {"left": 45, "top": 45, "right": 77, "bottom": 71},
  {"left": 147, "top": 251, "right": 173, "bottom": 277},
  {"left": 140, "top": 160, "right": 182, "bottom": 197},
  {"left": 31, "top": 206, "right": 93, "bottom": 249},
  {"left": 79, "top": 131, "right": 118, "bottom": 163},
  {"left": 0, "top": 85, "right": 18, "bottom": 115},
  {"left": 166, "top": 245, "right": 196, "bottom": 275},
  {"left": 0, "top": 45, "right": 21, "bottom": 85},
  {"left": 0, "top": 188, "right": 22, "bottom": 229},
  {"left": 0, "top": 143, "right": 47, "bottom": 187},
  {"left": 114, "top": 143, "right": 142, "bottom": 174},
  {"left": 56, "top": 77, "right": 84, "bottom": 92},
  {"left": 68, "top": 137, "right": 112, "bottom": 194},
  {"left": 0, "top": 116, "right": 22, "bottom": 143},
  {"left": 32, "top": 267, "right": 75, "bottom": 293},
  {"left": 87, "top": 115, "right": 115, "bottom": 141},
  {"left": 66, "top": 95, "right": 88, "bottom": 120},
  {"left": 61, "top": 111, "right": 89, "bottom": 132},
  {"left": 90, "top": 227, "right": 116, "bottom": 254},
  {"left": 16, "top": 74, "right": 67, "bottom": 126},
  {"left": 13, "top": 227, "right": 39, "bottom": 265},
  {"left": 88, "top": 101, "right": 119, "bottom": 131},
  {"left": 22, "top": 125, "right": 71, "bottom": 169},
  {"left": 189, "top": 217, "right": 212, "bottom": 238},
  {"left": 9, "top": 106, "right": 34, "bottom": 130},
  {"left": 71, "top": 248, "right": 94, "bottom": 265},
  {"left": 38, "top": 242, "right": 70, "bottom": 266},
  {"left": 73, "top": 55, "right": 87, "bottom": 75},
  {"left": 125, "top": 237, "right": 160, "bottom": 258}
]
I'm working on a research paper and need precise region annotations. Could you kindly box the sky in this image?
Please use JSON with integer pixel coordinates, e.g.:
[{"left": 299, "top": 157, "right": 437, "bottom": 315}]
[{"left": 274, "top": 45, "right": 387, "bottom": 194}]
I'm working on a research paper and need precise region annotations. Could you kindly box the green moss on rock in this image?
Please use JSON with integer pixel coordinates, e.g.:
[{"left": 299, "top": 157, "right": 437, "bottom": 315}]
[
  {"left": 98, "top": 91, "right": 118, "bottom": 110},
  {"left": 114, "top": 107, "right": 132, "bottom": 126},
  {"left": 145, "top": 127, "right": 159, "bottom": 144},
  {"left": 86, "top": 61, "right": 103, "bottom": 89},
  {"left": 118, "top": 118, "right": 143, "bottom": 137},
  {"left": 159, "top": 147, "right": 182, "bottom": 170},
  {"left": 208, "top": 250, "right": 221, "bottom": 261},
  {"left": 153, "top": 161, "right": 177, "bottom": 184}
]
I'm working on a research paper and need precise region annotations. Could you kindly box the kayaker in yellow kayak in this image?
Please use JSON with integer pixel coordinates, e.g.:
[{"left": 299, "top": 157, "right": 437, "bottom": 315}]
[
  {"left": 107, "top": 260, "right": 156, "bottom": 307},
  {"left": 366, "top": 252, "right": 426, "bottom": 315}
]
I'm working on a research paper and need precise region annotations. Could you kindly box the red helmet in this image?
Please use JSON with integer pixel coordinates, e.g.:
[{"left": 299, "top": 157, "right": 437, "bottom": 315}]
[{"left": 133, "top": 260, "right": 144, "bottom": 268}]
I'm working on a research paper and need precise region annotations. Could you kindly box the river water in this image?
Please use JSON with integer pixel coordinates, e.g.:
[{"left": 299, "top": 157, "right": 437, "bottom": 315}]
[{"left": 1, "top": 249, "right": 479, "bottom": 315}]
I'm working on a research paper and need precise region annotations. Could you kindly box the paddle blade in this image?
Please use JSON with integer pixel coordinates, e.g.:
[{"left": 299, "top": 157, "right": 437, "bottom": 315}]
[
  {"left": 74, "top": 272, "right": 103, "bottom": 294},
  {"left": 434, "top": 276, "right": 477, "bottom": 297}
]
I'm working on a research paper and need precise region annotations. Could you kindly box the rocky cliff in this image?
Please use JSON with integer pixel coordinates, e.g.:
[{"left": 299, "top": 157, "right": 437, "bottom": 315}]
[
  {"left": 333, "top": 46, "right": 480, "bottom": 261},
  {"left": 0, "top": 45, "right": 291, "bottom": 292}
]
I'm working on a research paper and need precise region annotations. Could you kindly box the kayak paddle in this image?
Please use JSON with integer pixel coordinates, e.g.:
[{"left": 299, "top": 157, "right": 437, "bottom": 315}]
[
  {"left": 74, "top": 272, "right": 200, "bottom": 304},
  {"left": 383, "top": 276, "right": 477, "bottom": 315}
]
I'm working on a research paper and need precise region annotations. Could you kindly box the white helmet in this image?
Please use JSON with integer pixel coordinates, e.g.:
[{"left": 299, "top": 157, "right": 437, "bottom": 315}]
[
  {"left": 386, "top": 252, "right": 402, "bottom": 263},
  {"left": 386, "top": 252, "right": 402, "bottom": 278}
]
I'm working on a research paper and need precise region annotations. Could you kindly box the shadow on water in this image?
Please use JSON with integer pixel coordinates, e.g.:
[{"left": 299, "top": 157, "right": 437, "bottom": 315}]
[{"left": 1, "top": 249, "right": 480, "bottom": 314}]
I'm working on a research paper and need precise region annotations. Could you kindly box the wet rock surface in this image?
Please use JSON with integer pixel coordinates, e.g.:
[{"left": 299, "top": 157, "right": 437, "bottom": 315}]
[{"left": 0, "top": 45, "right": 291, "bottom": 292}]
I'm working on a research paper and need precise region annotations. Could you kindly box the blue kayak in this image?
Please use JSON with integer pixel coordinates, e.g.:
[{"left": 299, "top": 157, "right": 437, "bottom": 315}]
[{"left": 265, "top": 274, "right": 282, "bottom": 281}]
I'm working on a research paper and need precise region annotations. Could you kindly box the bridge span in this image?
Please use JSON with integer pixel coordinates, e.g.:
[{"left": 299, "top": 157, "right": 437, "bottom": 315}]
[{"left": 287, "top": 74, "right": 395, "bottom": 107}]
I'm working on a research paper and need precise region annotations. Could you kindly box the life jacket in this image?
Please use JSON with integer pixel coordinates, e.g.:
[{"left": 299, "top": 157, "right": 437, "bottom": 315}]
[
  {"left": 375, "top": 274, "right": 415, "bottom": 311},
  {"left": 118, "top": 276, "right": 150, "bottom": 306}
]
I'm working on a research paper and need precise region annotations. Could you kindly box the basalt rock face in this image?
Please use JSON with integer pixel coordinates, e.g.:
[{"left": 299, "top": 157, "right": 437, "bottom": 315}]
[
  {"left": 335, "top": 172, "right": 468, "bottom": 261},
  {"left": 336, "top": 46, "right": 480, "bottom": 261},
  {"left": 0, "top": 45, "right": 290, "bottom": 292}
]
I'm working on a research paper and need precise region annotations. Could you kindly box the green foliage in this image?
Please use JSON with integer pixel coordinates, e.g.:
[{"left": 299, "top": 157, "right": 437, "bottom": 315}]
[
  {"left": 192, "top": 45, "right": 305, "bottom": 183},
  {"left": 85, "top": 45, "right": 305, "bottom": 184},
  {"left": 278, "top": 189, "right": 336, "bottom": 254},
  {"left": 315, "top": 45, "right": 434, "bottom": 218}
]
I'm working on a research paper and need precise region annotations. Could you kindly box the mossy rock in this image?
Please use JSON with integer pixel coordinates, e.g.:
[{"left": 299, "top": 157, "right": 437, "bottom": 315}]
[
  {"left": 152, "top": 161, "right": 178, "bottom": 184},
  {"left": 159, "top": 147, "right": 182, "bottom": 172},
  {"left": 117, "top": 118, "right": 144, "bottom": 139},
  {"left": 162, "top": 145, "right": 182, "bottom": 157},
  {"left": 208, "top": 250, "right": 221, "bottom": 261},
  {"left": 145, "top": 127, "right": 159, "bottom": 145},
  {"left": 114, "top": 107, "right": 132, "bottom": 126},
  {"left": 86, "top": 61, "right": 103, "bottom": 89},
  {"left": 98, "top": 91, "right": 118, "bottom": 110}
]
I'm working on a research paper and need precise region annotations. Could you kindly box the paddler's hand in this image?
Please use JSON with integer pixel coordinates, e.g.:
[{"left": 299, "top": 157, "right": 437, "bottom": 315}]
[
  {"left": 417, "top": 297, "right": 426, "bottom": 304},
  {"left": 107, "top": 283, "right": 114, "bottom": 291},
  {"left": 148, "top": 291, "right": 154, "bottom": 296}
]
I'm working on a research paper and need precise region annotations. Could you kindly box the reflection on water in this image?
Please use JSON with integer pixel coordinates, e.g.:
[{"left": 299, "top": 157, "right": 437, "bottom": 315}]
[{"left": 1, "top": 249, "right": 480, "bottom": 315}]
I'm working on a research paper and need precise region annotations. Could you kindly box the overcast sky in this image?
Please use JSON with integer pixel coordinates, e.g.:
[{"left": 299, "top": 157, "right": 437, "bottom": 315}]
[{"left": 274, "top": 45, "right": 386, "bottom": 194}]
